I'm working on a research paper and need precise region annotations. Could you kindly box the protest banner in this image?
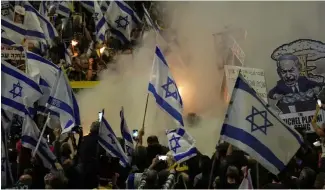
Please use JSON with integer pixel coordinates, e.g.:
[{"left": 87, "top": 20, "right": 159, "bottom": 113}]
[
  {"left": 224, "top": 65, "right": 268, "bottom": 103},
  {"left": 1, "top": 46, "right": 25, "bottom": 61},
  {"left": 279, "top": 110, "right": 323, "bottom": 133}
]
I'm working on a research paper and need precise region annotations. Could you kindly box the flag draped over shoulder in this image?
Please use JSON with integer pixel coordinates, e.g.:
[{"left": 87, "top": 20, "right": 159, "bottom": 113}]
[
  {"left": 105, "top": 0, "right": 142, "bottom": 44},
  {"left": 21, "top": 113, "right": 56, "bottom": 169},
  {"left": 120, "top": 107, "right": 134, "bottom": 163},
  {"left": 166, "top": 127, "right": 197, "bottom": 163},
  {"left": 1, "top": 60, "right": 43, "bottom": 117},
  {"left": 148, "top": 46, "right": 184, "bottom": 127},
  {"left": 98, "top": 110, "right": 129, "bottom": 167},
  {"left": 220, "top": 74, "right": 303, "bottom": 175}
]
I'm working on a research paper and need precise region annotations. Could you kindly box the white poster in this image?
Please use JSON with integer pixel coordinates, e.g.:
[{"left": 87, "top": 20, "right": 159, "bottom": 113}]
[
  {"left": 1, "top": 46, "right": 25, "bottom": 60},
  {"left": 279, "top": 110, "right": 323, "bottom": 133},
  {"left": 224, "top": 65, "right": 268, "bottom": 103}
]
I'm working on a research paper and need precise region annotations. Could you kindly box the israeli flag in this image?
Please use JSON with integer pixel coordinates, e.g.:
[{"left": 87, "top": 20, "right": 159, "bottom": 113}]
[
  {"left": 166, "top": 127, "right": 197, "bottom": 163},
  {"left": 94, "top": 1, "right": 109, "bottom": 43},
  {"left": 98, "top": 110, "right": 129, "bottom": 167},
  {"left": 21, "top": 112, "right": 56, "bottom": 169},
  {"left": 25, "top": 52, "right": 60, "bottom": 113},
  {"left": 1, "top": 1, "right": 15, "bottom": 20},
  {"left": 142, "top": 4, "right": 160, "bottom": 34},
  {"left": 100, "top": 1, "right": 109, "bottom": 13},
  {"left": 1, "top": 17, "right": 26, "bottom": 45},
  {"left": 148, "top": 46, "right": 184, "bottom": 127},
  {"left": 46, "top": 70, "right": 80, "bottom": 133},
  {"left": 1, "top": 31, "right": 24, "bottom": 52},
  {"left": 80, "top": 1, "right": 94, "bottom": 13},
  {"left": 24, "top": 3, "right": 58, "bottom": 47},
  {"left": 57, "top": 1, "right": 71, "bottom": 18},
  {"left": 1, "top": 60, "right": 43, "bottom": 117},
  {"left": 105, "top": 0, "right": 142, "bottom": 44},
  {"left": 24, "top": 2, "right": 48, "bottom": 44},
  {"left": 120, "top": 107, "right": 134, "bottom": 163},
  {"left": 39, "top": 1, "right": 48, "bottom": 17},
  {"left": 220, "top": 74, "right": 303, "bottom": 175}
]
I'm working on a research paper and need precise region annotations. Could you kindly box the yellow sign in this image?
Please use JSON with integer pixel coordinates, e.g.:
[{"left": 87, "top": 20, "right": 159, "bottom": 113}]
[{"left": 70, "top": 81, "right": 99, "bottom": 89}]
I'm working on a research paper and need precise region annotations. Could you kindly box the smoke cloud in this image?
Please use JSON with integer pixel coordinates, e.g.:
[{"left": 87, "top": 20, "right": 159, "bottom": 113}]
[{"left": 77, "top": 1, "right": 324, "bottom": 155}]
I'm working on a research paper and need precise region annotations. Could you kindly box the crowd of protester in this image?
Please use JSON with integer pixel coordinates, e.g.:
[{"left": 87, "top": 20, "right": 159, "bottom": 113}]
[{"left": 2, "top": 117, "right": 325, "bottom": 189}]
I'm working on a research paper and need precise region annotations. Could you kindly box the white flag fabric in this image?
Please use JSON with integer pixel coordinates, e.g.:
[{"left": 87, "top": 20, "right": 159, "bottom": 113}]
[
  {"left": 39, "top": 1, "right": 48, "bottom": 17},
  {"left": 24, "top": 3, "right": 58, "bottom": 47},
  {"left": 23, "top": 3, "right": 47, "bottom": 45},
  {"left": 46, "top": 70, "right": 80, "bottom": 133},
  {"left": 142, "top": 4, "right": 160, "bottom": 34},
  {"left": 99, "top": 110, "right": 129, "bottom": 167},
  {"left": 148, "top": 46, "right": 184, "bottom": 127},
  {"left": 57, "top": 1, "right": 71, "bottom": 18},
  {"left": 166, "top": 127, "right": 197, "bottom": 163},
  {"left": 64, "top": 43, "right": 72, "bottom": 66},
  {"left": 80, "top": 1, "right": 94, "bottom": 13},
  {"left": 94, "top": 1, "right": 109, "bottom": 43},
  {"left": 100, "top": 1, "right": 109, "bottom": 13},
  {"left": 238, "top": 167, "right": 253, "bottom": 189},
  {"left": 120, "top": 107, "right": 134, "bottom": 163},
  {"left": 1, "top": 30, "right": 24, "bottom": 52},
  {"left": 1, "top": 17, "right": 26, "bottom": 45},
  {"left": 105, "top": 0, "right": 142, "bottom": 44},
  {"left": 25, "top": 51, "right": 60, "bottom": 113},
  {"left": 21, "top": 113, "right": 56, "bottom": 169},
  {"left": 220, "top": 74, "right": 303, "bottom": 175},
  {"left": 1, "top": 60, "right": 43, "bottom": 117}
]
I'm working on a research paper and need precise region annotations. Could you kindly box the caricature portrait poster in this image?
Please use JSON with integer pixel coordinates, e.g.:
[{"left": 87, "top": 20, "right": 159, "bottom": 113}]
[{"left": 268, "top": 39, "right": 325, "bottom": 133}]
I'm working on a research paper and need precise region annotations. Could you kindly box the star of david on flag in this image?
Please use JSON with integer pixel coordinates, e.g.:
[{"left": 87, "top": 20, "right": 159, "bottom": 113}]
[
  {"left": 166, "top": 128, "right": 197, "bottom": 163},
  {"left": 104, "top": 0, "right": 141, "bottom": 44},
  {"left": 1, "top": 60, "right": 43, "bottom": 117},
  {"left": 120, "top": 107, "right": 134, "bottom": 163},
  {"left": 220, "top": 74, "right": 303, "bottom": 175},
  {"left": 94, "top": 1, "right": 109, "bottom": 43},
  {"left": 98, "top": 109, "right": 129, "bottom": 167},
  {"left": 246, "top": 106, "right": 273, "bottom": 135},
  {"left": 148, "top": 46, "right": 184, "bottom": 127}
]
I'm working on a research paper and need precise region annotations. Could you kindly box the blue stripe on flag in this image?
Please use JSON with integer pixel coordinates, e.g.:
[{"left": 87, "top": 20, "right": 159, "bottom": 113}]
[
  {"left": 127, "top": 173, "right": 135, "bottom": 189},
  {"left": 39, "top": 78, "right": 50, "bottom": 87},
  {"left": 148, "top": 83, "right": 184, "bottom": 126},
  {"left": 1, "top": 37, "right": 15, "bottom": 46},
  {"left": 155, "top": 46, "right": 168, "bottom": 67},
  {"left": 37, "top": 105, "right": 60, "bottom": 118},
  {"left": 173, "top": 146, "right": 197, "bottom": 162},
  {"left": 21, "top": 135, "right": 56, "bottom": 163},
  {"left": 234, "top": 77, "right": 303, "bottom": 145},
  {"left": 58, "top": 4, "right": 70, "bottom": 15},
  {"left": 82, "top": 1, "right": 94, "bottom": 7},
  {"left": 26, "top": 29, "right": 46, "bottom": 39},
  {"left": 26, "top": 52, "right": 59, "bottom": 69},
  {"left": 115, "top": 1, "right": 140, "bottom": 25},
  {"left": 47, "top": 96, "right": 74, "bottom": 117},
  {"left": 110, "top": 28, "right": 129, "bottom": 44},
  {"left": 2, "top": 19, "right": 26, "bottom": 35},
  {"left": 24, "top": 5, "right": 56, "bottom": 39},
  {"left": 1, "top": 96, "right": 28, "bottom": 114},
  {"left": 96, "top": 17, "right": 106, "bottom": 32},
  {"left": 1, "top": 64, "right": 43, "bottom": 93},
  {"left": 98, "top": 137, "right": 128, "bottom": 166},
  {"left": 221, "top": 124, "right": 286, "bottom": 171},
  {"left": 102, "top": 117, "right": 116, "bottom": 138}
]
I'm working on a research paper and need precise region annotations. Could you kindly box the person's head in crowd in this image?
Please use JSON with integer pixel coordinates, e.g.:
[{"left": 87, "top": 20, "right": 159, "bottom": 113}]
[
  {"left": 216, "top": 142, "right": 228, "bottom": 161},
  {"left": 147, "top": 135, "right": 159, "bottom": 146},
  {"left": 23, "top": 168, "right": 33, "bottom": 176},
  {"left": 132, "top": 146, "right": 147, "bottom": 172},
  {"left": 146, "top": 169, "right": 158, "bottom": 188},
  {"left": 89, "top": 121, "right": 100, "bottom": 135},
  {"left": 44, "top": 172, "right": 67, "bottom": 189},
  {"left": 199, "top": 155, "right": 212, "bottom": 176},
  {"left": 225, "top": 165, "right": 240, "bottom": 188},
  {"left": 60, "top": 142, "right": 72, "bottom": 160},
  {"left": 298, "top": 167, "right": 317, "bottom": 189},
  {"left": 18, "top": 174, "right": 33, "bottom": 188}
]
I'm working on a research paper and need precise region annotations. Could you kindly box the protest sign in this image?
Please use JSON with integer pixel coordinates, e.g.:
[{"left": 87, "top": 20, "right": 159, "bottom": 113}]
[
  {"left": 279, "top": 110, "right": 323, "bottom": 133},
  {"left": 224, "top": 65, "right": 268, "bottom": 103},
  {"left": 1, "top": 46, "right": 25, "bottom": 60}
]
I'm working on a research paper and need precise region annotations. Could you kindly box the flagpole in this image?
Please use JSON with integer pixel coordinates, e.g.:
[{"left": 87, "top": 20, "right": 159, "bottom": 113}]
[
  {"left": 256, "top": 162, "right": 259, "bottom": 189},
  {"left": 141, "top": 93, "right": 150, "bottom": 130},
  {"left": 32, "top": 113, "right": 50, "bottom": 157}
]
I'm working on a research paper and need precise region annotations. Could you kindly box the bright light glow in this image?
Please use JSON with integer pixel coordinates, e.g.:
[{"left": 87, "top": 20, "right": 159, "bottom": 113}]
[
  {"left": 318, "top": 99, "right": 322, "bottom": 107},
  {"left": 71, "top": 40, "right": 78, "bottom": 46},
  {"left": 100, "top": 46, "right": 106, "bottom": 54},
  {"left": 178, "top": 86, "right": 184, "bottom": 97}
]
